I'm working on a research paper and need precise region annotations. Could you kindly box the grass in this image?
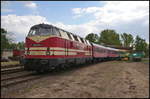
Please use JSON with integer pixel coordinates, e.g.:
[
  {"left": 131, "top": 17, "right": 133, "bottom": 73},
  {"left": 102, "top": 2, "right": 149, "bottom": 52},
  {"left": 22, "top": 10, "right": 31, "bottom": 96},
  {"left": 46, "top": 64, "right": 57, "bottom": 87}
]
[
  {"left": 141, "top": 59, "right": 149, "bottom": 63},
  {"left": 1, "top": 61, "right": 20, "bottom": 66}
]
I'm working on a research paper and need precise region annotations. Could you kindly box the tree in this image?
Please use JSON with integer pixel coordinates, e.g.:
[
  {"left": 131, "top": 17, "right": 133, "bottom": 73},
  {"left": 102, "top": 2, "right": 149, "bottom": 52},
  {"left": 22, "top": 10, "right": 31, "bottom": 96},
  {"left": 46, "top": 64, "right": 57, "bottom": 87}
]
[
  {"left": 85, "top": 33, "right": 99, "bottom": 43},
  {"left": 1, "top": 28, "right": 10, "bottom": 52},
  {"left": 134, "top": 35, "right": 148, "bottom": 57},
  {"left": 98, "top": 29, "right": 122, "bottom": 46},
  {"left": 8, "top": 43, "right": 17, "bottom": 49},
  {"left": 17, "top": 41, "right": 25, "bottom": 49},
  {"left": 145, "top": 43, "right": 149, "bottom": 57},
  {"left": 121, "top": 33, "right": 134, "bottom": 47}
]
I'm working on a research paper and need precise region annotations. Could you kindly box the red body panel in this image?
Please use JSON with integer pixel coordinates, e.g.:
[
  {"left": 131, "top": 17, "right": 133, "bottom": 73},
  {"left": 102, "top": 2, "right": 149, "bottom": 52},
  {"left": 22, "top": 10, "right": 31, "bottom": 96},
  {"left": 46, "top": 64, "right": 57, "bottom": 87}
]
[{"left": 25, "top": 36, "right": 92, "bottom": 59}]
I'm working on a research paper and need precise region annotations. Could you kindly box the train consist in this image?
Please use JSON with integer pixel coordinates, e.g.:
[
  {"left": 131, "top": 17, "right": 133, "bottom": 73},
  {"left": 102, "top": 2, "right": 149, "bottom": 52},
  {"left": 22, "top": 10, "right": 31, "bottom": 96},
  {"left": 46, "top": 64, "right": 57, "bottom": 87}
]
[{"left": 24, "top": 24, "right": 121, "bottom": 72}]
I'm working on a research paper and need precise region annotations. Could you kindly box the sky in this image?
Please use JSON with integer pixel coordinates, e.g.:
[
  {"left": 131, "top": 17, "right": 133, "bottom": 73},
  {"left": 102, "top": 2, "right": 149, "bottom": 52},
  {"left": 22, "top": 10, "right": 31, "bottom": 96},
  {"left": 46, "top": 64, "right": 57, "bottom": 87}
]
[{"left": 1, "top": 1, "right": 149, "bottom": 43}]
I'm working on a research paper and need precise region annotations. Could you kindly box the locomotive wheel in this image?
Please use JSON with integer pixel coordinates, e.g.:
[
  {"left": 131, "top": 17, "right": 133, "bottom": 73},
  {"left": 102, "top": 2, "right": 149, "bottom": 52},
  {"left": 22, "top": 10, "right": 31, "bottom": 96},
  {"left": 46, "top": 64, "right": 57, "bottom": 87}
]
[
  {"left": 60, "top": 64, "right": 67, "bottom": 70},
  {"left": 36, "top": 69, "right": 45, "bottom": 74}
]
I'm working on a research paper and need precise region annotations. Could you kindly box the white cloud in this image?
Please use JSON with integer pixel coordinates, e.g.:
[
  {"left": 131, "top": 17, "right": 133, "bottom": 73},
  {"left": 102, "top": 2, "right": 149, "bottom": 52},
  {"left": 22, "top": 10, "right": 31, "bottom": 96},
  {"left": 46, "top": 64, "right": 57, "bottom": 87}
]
[
  {"left": 72, "top": 1, "right": 149, "bottom": 42},
  {"left": 25, "top": 2, "right": 37, "bottom": 9},
  {"left": 72, "top": 8, "right": 82, "bottom": 14},
  {"left": 72, "top": 1, "right": 149, "bottom": 23},
  {"left": 1, "top": 15, "right": 49, "bottom": 42}
]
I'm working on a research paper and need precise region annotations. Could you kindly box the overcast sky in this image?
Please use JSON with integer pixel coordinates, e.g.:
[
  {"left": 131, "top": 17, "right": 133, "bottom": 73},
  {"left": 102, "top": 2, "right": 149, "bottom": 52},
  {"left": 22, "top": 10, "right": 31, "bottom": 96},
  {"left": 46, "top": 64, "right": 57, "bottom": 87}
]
[{"left": 1, "top": 1, "right": 149, "bottom": 43}]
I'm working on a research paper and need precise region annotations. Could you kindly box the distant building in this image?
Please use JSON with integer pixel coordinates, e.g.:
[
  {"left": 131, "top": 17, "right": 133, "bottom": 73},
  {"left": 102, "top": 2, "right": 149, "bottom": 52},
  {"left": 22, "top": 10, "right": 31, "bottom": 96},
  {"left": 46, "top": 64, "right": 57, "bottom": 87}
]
[{"left": 1, "top": 49, "right": 13, "bottom": 59}]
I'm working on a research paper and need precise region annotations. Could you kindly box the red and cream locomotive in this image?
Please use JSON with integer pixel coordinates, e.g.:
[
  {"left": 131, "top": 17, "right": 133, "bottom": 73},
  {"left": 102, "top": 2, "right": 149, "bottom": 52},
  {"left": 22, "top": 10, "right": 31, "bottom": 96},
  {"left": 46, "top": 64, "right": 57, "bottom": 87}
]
[{"left": 24, "top": 24, "right": 120, "bottom": 72}]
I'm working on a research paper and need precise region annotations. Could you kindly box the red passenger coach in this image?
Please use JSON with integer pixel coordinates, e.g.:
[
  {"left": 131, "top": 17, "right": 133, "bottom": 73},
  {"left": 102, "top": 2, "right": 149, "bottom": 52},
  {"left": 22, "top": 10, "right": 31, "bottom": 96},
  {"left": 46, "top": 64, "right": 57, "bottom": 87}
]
[
  {"left": 92, "top": 43, "right": 108, "bottom": 60},
  {"left": 107, "top": 47, "right": 120, "bottom": 58},
  {"left": 92, "top": 43, "right": 120, "bottom": 61},
  {"left": 24, "top": 24, "right": 93, "bottom": 72}
]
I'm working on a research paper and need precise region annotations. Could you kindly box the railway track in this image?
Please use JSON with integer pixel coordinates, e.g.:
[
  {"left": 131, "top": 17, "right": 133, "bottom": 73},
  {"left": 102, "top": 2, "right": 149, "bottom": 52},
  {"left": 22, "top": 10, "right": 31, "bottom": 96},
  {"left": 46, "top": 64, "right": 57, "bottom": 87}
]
[
  {"left": 1, "top": 64, "right": 23, "bottom": 69},
  {"left": 1, "top": 65, "right": 24, "bottom": 74},
  {"left": 1, "top": 73, "right": 42, "bottom": 88},
  {"left": 1, "top": 67, "right": 44, "bottom": 87}
]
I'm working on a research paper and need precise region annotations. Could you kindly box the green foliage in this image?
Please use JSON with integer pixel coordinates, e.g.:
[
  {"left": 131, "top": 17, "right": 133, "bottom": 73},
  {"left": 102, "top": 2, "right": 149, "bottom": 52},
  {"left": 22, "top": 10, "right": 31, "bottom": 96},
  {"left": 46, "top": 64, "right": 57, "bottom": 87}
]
[
  {"left": 134, "top": 35, "right": 148, "bottom": 57},
  {"left": 99, "top": 29, "right": 122, "bottom": 46},
  {"left": 1, "top": 28, "right": 10, "bottom": 51},
  {"left": 17, "top": 41, "right": 25, "bottom": 49},
  {"left": 8, "top": 42, "right": 25, "bottom": 50},
  {"left": 121, "top": 33, "right": 134, "bottom": 47},
  {"left": 85, "top": 33, "right": 99, "bottom": 43},
  {"left": 1, "top": 28, "right": 25, "bottom": 53}
]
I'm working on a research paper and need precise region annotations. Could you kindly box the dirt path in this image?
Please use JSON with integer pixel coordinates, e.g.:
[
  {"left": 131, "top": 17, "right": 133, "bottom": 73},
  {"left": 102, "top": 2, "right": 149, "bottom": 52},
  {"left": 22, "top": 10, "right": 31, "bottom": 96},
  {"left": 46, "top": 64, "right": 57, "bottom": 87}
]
[{"left": 1, "top": 61, "right": 149, "bottom": 98}]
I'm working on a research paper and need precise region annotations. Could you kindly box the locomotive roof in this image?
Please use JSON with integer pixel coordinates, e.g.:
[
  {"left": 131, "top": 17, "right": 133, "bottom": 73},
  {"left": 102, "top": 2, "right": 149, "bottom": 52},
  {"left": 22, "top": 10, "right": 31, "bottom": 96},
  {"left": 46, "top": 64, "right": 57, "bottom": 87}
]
[
  {"left": 30, "top": 23, "right": 90, "bottom": 43},
  {"left": 31, "top": 24, "right": 54, "bottom": 29}
]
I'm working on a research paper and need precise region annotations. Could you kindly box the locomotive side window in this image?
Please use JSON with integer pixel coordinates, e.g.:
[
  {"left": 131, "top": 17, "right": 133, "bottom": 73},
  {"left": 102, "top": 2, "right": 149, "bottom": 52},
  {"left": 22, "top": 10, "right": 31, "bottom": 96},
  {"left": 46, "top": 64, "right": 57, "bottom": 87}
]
[
  {"left": 73, "top": 35, "right": 79, "bottom": 41},
  {"left": 86, "top": 40, "right": 91, "bottom": 45},
  {"left": 66, "top": 32, "right": 72, "bottom": 40},
  {"left": 59, "top": 30, "right": 70, "bottom": 40},
  {"left": 70, "top": 33, "right": 75, "bottom": 41},
  {"left": 84, "top": 39, "right": 88, "bottom": 44},
  {"left": 77, "top": 36, "right": 82, "bottom": 43},
  {"left": 53, "top": 28, "right": 61, "bottom": 36},
  {"left": 80, "top": 37, "right": 85, "bottom": 43}
]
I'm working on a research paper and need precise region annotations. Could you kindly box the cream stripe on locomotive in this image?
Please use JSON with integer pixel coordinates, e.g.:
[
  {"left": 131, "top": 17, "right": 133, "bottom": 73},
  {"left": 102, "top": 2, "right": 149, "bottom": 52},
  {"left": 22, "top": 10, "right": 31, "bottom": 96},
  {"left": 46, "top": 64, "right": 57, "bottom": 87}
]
[
  {"left": 25, "top": 47, "right": 91, "bottom": 55},
  {"left": 30, "top": 51, "right": 46, "bottom": 55},
  {"left": 29, "top": 47, "right": 47, "bottom": 50},
  {"left": 27, "top": 47, "right": 89, "bottom": 52}
]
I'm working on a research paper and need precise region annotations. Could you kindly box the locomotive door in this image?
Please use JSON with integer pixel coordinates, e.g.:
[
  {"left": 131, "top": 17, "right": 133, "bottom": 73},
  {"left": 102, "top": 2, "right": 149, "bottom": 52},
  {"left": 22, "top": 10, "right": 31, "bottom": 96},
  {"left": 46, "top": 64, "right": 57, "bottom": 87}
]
[{"left": 65, "top": 40, "right": 68, "bottom": 56}]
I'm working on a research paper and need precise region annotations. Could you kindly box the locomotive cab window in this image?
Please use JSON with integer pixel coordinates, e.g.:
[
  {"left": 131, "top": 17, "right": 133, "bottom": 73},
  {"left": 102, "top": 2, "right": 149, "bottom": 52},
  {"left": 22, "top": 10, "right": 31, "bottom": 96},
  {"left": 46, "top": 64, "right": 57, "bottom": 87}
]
[{"left": 28, "top": 25, "right": 61, "bottom": 36}]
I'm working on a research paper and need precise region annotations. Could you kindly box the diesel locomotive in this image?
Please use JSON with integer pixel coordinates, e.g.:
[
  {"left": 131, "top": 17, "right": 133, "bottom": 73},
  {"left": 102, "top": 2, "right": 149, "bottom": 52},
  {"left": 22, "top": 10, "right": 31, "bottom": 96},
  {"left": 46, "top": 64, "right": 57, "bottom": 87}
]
[{"left": 24, "top": 24, "right": 120, "bottom": 72}]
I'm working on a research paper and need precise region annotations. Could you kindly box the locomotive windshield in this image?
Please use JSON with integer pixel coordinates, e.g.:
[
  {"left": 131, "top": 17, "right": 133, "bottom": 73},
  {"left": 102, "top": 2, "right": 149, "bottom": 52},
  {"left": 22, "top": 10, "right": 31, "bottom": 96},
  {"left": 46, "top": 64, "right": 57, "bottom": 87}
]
[{"left": 28, "top": 24, "right": 61, "bottom": 36}]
